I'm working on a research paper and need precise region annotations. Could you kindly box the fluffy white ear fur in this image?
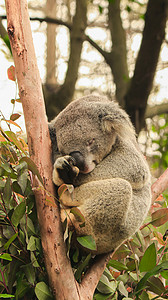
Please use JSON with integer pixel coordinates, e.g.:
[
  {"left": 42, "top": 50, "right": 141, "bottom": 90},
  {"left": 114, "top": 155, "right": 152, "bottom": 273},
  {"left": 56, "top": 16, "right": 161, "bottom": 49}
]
[{"left": 101, "top": 115, "right": 136, "bottom": 141}]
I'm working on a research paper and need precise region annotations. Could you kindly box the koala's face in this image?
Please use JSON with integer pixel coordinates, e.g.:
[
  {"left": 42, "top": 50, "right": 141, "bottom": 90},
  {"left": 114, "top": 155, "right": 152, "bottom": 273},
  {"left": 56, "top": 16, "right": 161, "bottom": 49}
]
[
  {"left": 54, "top": 95, "right": 135, "bottom": 174},
  {"left": 55, "top": 104, "right": 116, "bottom": 174}
]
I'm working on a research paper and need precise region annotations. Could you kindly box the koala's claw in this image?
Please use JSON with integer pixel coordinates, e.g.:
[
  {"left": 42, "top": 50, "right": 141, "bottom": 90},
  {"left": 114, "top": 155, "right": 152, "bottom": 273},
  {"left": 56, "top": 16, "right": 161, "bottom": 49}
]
[{"left": 53, "top": 156, "right": 79, "bottom": 186}]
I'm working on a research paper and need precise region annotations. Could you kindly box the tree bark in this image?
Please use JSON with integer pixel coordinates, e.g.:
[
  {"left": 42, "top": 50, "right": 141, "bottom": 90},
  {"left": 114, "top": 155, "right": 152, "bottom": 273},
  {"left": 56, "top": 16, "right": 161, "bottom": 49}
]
[
  {"left": 5, "top": 1, "right": 80, "bottom": 299},
  {"left": 44, "top": 0, "right": 87, "bottom": 121},
  {"left": 108, "top": 0, "right": 129, "bottom": 107},
  {"left": 125, "top": 0, "right": 168, "bottom": 133}
]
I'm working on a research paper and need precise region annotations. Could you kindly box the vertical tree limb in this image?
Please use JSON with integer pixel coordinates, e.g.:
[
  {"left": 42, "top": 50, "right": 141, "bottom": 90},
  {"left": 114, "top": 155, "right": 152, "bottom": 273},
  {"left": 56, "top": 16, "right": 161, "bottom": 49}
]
[
  {"left": 108, "top": 0, "right": 129, "bottom": 107},
  {"left": 5, "top": 1, "right": 80, "bottom": 299},
  {"left": 125, "top": 0, "right": 168, "bottom": 132}
]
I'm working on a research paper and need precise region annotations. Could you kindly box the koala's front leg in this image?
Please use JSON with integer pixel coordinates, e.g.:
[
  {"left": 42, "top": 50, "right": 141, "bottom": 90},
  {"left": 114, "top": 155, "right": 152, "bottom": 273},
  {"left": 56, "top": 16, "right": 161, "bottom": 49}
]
[{"left": 53, "top": 155, "right": 79, "bottom": 186}]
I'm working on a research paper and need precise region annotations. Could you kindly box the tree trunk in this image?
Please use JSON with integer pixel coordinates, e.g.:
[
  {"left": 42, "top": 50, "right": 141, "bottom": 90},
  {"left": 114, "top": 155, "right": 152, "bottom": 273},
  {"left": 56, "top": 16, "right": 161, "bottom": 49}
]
[
  {"left": 125, "top": 0, "right": 168, "bottom": 133},
  {"left": 44, "top": 0, "right": 87, "bottom": 121},
  {"left": 108, "top": 0, "right": 129, "bottom": 107},
  {"left": 5, "top": 1, "right": 80, "bottom": 299}
]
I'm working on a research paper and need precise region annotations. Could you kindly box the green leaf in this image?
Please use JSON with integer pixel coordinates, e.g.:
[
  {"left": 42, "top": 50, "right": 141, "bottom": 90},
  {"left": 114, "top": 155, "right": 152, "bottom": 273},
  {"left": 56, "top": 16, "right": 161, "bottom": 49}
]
[
  {"left": 21, "top": 263, "right": 35, "bottom": 285},
  {"left": 0, "top": 294, "right": 15, "bottom": 298},
  {"left": 75, "top": 253, "right": 91, "bottom": 281},
  {"left": 3, "top": 176, "right": 12, "bottom": 205},
  {"left": 31, "top": 252, "right": 40, "bottom": 268},
  {"left": 5, "top": 131, "right": 26, "bottom": 154},
  {"left": 17, "top": 169, "right": 28, "bottom": 193},
  {"left": 72, "top": 248, "right": 79, "bottom": 263},
  {"left": 35, "top": 282, "right": 53, "bottom": 300},
  {"left": 139, "top": 291, "right": 150, "bottom": 300},
  {"left": 161, "top": 270, "right": 168, "bottom": 279},
  {"left": 151, "top": 208, "right": 168, "bottom": 227},
  {"left": 4, "top": 232, "right": 18, "bottom": 250},
  {"left": 139, "top": 243, "right": 156, "bottom": 272},
  {"left": 94, "top": 293, "right": 114, "bottom": 300},
  {"left": 147, "top": 276, "right": 165, "bottom": 296},
  {"left": 27, "top": 216, "right": 36, "bottom": 235},
  {"left": 27, "top": 236, "right": 36, "bottom": 251},
  {"left": 108, "top": 259, "right": 128, "bottom": 271},
  {"left": 1, "top": 162, "right": 12, "bottom": 173},
  {"left": 0, "top": 253, "right": 12, "bottom": 261},
  {"left": 97, "top": 274, "right": 117, "bottom": 295},
  {"left": 77, "top": 235, "right": 97, "bottom": 251},
  {"left": 11, "top": 202, "right": 26, "bottom": 227},
  {"left": 15, "top": 279, "right": 30, "bottom": 300},
  {"left": 136, "top": 261, "right": 168, "bottom": 295},
  {"left": 19, "top": 157, "right": 43, "bottom": 185},
  {"left": 118, "top": 281, "right": 128, "bottom": 297}
]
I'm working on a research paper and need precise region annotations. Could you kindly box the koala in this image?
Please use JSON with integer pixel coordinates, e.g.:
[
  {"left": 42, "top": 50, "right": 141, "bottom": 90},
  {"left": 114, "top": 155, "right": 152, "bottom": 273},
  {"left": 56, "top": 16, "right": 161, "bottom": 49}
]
[{"left": 49, "top": 95, "right": 151, "bottom": 254}]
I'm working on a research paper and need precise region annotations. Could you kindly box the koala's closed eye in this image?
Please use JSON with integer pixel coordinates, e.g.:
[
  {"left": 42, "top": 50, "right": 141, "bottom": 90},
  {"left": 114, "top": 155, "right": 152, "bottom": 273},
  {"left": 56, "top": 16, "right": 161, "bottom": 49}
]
[{"left": 86, "top": 138, "right": 95, "bottom": 146}]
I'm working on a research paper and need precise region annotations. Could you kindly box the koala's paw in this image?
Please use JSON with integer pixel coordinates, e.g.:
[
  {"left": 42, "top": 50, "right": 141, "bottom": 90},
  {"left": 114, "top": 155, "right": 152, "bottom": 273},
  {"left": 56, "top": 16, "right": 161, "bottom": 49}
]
[{"left": 53, "top": 155, "right": 79, "bottom": 186}]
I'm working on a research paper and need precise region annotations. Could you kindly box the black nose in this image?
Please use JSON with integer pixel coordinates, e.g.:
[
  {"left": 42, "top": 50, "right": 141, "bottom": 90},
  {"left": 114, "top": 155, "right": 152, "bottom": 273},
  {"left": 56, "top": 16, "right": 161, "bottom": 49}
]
[{"left": 69, "top": 151, "right": 85, "bottom": 171}]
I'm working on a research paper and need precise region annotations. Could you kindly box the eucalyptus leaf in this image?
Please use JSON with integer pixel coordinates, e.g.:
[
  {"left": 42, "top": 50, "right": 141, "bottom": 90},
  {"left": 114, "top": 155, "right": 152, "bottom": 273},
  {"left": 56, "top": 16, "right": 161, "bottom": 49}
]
[
  {"left": 75, "top": 253, "right": 91, "bottom": 281},
  {"left": 0, "top": 294, "right": 15, "bottom": 298},
  {"left": 77, "top": 235, "right": 97, "bottom": 251},
  {"left": 139, "top": 243, "right": 156, "bottom": 272},
  {"left": 27, "top": 236, "right": 36, "bottom": 251},
  {"left": 97, "top": 274, "right": 116, "bottom": 295},
  {"left": 3, "top": 176, "right": 12, "bottom": 205},
  {"left": 136, "top": 260, "right": 168, "bottom": 295},
  {"left": 0, "top": 253, "right": 12, "bottom": 261},
  {"left": 108, "top": 259, "right": 128, "bottom": 271},
  {"left": 21, "top": 263, "right": 36, "bottom": 285},
  {"left": 11, "top": 202, "right": 26, "bottom": 227},
  {"left": 19, "top": 157, "right": 43, "bottom": 185},
  {"left": 4, "top": 232, "right": 18, "bottom": 250},
  {"left": 17, "top": 169, "right": 28, "bottom": 193},
  {"left": 35, "top": 282, "right": 53, "bottom": 300}
]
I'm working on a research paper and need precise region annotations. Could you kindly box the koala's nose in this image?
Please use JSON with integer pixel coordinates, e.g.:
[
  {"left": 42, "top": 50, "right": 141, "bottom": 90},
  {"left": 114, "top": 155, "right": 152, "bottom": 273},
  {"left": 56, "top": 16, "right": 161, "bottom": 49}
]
[{"left": 69, "top": 151, "right": 85, "bottom": 172}]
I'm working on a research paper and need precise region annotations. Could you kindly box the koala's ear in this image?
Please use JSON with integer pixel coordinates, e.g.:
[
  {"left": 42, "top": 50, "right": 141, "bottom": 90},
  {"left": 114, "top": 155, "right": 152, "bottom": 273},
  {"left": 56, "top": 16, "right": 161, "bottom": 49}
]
[{"left": 101, "top": 114, "right": 136, "bottom": 140}]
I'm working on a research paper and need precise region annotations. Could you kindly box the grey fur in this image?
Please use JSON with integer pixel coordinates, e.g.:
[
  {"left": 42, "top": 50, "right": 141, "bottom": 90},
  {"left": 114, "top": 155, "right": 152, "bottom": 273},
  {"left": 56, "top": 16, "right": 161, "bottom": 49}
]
[{"left": 49, "top": 95, "right": 151, "bottom": 254}]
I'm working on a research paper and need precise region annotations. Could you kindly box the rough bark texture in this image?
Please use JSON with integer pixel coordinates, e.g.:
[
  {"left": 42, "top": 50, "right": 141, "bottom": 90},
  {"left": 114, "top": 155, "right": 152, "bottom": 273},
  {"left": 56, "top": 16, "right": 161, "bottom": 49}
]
[
  {"left": 44, "top": 0, "right": 87, "bottom": 121},
  {"left": 125, "top": 0, "right": 168, "bottom": 133}
]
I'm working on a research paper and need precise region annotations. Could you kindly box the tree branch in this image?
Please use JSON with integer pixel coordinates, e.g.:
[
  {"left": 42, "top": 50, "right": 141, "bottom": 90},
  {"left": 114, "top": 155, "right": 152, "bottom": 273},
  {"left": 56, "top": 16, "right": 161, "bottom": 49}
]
[
  {"left": 0, "top": 14, "right": 72, "bottom": 29},
  {"left": 151, "top": 168, "right": 168, "bottom": 203},
  {"left": 145, "top": 102, "right": 168, "bottom": 119},
  {"left": 5, "top": 1, "right": 80, "bottom": 299},
  {"left": 85, "top": 34, "right": 110, "bottom": 61},
  {"left": 125, "top": 0, "right": 168, "bottom": 132},
  {"left": 108, "top": 0, "right": 129, "bottom": 107}
]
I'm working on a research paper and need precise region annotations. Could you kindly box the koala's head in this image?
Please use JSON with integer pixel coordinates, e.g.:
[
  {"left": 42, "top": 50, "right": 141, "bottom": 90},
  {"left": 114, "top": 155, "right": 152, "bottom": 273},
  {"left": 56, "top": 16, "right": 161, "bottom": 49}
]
[{"left": 53, "top": 95, "right": 136, "bottom": 174}]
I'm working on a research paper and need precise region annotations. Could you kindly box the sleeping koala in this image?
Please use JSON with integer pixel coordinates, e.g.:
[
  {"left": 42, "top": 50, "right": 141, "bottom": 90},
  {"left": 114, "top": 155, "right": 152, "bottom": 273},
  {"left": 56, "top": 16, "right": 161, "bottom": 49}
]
[{"left": 49, "top": 95, "right": 151, "bottom": 254}]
